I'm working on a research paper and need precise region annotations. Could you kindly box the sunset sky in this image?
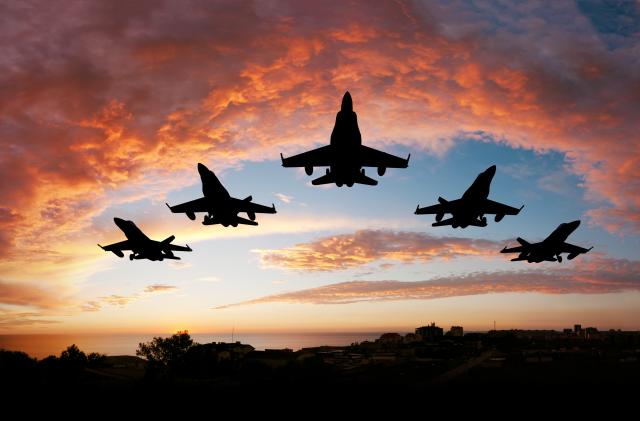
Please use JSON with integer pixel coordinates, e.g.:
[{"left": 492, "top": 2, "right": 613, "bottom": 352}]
[{"left": 1, "top": 0, "right": 639, "bottom": 334}]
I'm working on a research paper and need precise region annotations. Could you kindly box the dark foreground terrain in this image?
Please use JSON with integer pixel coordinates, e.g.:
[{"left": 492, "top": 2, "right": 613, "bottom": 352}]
[{"left": 2, "top": 327, "right": 639, "bottom": 406}]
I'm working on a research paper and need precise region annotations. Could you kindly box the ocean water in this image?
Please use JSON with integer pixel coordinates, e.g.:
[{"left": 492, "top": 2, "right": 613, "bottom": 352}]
[{"left": 0, "top": 332, "right": 389, "bottom": 359}]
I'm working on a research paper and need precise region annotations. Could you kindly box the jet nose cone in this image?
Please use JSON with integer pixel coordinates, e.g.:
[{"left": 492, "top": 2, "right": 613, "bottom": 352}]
[
  {"left": 568, "top": 220, "right": 581, "bottom": 229},
  {"left": 341, "top": 91, "right": 353, "bottom": 112},
  {"left": 197, "top": 163, "right": 208, "bottom": 174},
  {"left": 113, "top": 217, "right": 127, "bottom": 228},
  {"left": 485, "top": 165, "right": 497, "bottom": 176}
]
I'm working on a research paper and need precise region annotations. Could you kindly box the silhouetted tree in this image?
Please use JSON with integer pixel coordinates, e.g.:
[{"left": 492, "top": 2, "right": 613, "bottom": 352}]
[
  {"left": 87, "top": 352, "right": 108, "bottom": 368},
  {"left": 136, "top": 331, "right": 195, "bottom": 378},
  {"left": 59, "top": 344, "right": 88, "bottom": 380},
  {"left": 0, "top": 349, "right": 37, "bottom": 385}
]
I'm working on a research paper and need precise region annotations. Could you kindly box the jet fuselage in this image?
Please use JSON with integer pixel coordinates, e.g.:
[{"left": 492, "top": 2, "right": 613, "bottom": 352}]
[
  {"left": 199, "top": 163, "right": 245, "bottom": 226},
  {"left": 114, "top": 218, "right": 167, "bottom": 261},
  {"left": 451, "top": 165, "right": 496, "bottom": 228},
  {"left": 518, "top": 220, "right": 581, "bottom": 262},
  {"left": 327, "top": 92, "right": 365, "bottom": 186}
]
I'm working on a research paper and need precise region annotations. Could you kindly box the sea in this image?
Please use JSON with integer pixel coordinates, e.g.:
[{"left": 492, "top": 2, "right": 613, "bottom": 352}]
[{"left": 0, "top": 332, "right": 392, "bottom": 359}]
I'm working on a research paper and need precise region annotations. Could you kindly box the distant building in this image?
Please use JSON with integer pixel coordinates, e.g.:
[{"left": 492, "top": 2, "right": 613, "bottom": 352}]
[
  {"left": 416, "top": 323, "right": 443, "bottom": 341},
  {"left": 563, "top": 328, "right": 573, "bottom": 335},
  {"left": 585, "top": 327, "right": 599, "bottom": 339},
  {"left": 403, "top": 333, "right": 420, "bottom": 343},
  {"left": 446, "top": 326, "right": 464, "bottom": 337},
  {"left": 378, "top": 333, "right": 403, "bottom": 344},
  {"left": 574, "top": 324, "right": 582, "bottom": 335}
]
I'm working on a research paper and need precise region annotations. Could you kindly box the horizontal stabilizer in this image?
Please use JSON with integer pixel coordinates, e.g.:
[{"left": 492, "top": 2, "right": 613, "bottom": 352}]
[
  {"left": 355, "top": 171, "right": 378, "bottom": 186},
  {"left": 311, "top": 172, "right": 336, "bottom": 185},
  {"left": 438, "top": 197, "right": 448, "bottom": 205},
  {"left": 516, "top": 237, "right": 530, "bottom": 246},
  {"left": 162, "top": 235, "right": 175, "bottom": 244}
]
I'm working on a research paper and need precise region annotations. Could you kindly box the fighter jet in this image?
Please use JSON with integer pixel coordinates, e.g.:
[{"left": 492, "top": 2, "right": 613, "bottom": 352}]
[
  {"left": 166, "top": 163, "right": 276, "bottom": 227},
  {"left": 98, "top": 218, "right": 192, "bottom": 261},
  {"left": 415, "top": 165, "right": 523, "bottom": 228},
  {"left": 500, "top": 220, "right": 593, "bottom": 263},
  {"left": 280, "top": 91, "right": 410, "bottom": 187}
]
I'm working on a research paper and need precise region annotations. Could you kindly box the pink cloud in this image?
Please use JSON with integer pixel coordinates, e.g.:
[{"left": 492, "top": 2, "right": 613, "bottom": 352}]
[
  {"left": 0, "top": 1, "right": 638, "bottom": 300},
  {"left": 216, "top": 257, "right": 640, "bottom": 308},
  {"left": 256, "top": 230, "right": 501, "bottom": 271}
]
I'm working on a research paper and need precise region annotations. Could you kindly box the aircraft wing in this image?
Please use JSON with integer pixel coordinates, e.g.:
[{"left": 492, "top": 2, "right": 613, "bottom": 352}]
[
  {"left": 99, "top": 240, "right": 134, "bottom": 252},
  {"left": 166, "top": 197, "right": 210, "bottom": 214},
  {"left": 234, "top": 198, "right": 277, "bottom": 214},
  {"left": 561, "top": 243, "right": 592, "bottom": 255},
  {"left": 500, "top": 238, "right": 532, "bottom": 254},
  {"left": 415, "top": 203, "right": 446, "bottom": 215},
  {"left": 415, "top": 198, "right": 458, "bottom": 215},
  {"left": 165, "top": 243, "right": 192, "bottom": 252},
  {"left": 358, "top": 145, "right": 410, "bottom": 168},
  {"left": 480, "top": 199, "right": 523, "bottom": 216},
  {"left": 500, "top": 245, "right": 524, "bottom": 253},
  {"left": 281, "top": 145, "right": 333, "bottom": 168}
]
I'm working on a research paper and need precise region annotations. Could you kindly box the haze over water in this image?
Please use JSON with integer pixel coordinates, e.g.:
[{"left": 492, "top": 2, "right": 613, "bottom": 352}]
[{"left": 0, "top": 332, "right": 391, "bottom": 359}]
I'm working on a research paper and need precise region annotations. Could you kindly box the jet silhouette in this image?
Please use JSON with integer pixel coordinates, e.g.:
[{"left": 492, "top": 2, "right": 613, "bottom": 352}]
[
  {"left": 415, "top": 165, "right": 523, "bottom": 228},
  {"left": 280, "top": 91, "right": 410, "bottom": 187},
  {"left": 501, "top": 220, "right": 593, "bottom": 263},
  {"left": 166, "top": 163, "right": 276, "bottom": 227},
  {"left": 98, "top": 218, "right": 192, "bottom": 261}
]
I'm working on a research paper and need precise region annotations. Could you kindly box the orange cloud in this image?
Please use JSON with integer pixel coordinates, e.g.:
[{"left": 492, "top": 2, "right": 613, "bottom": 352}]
[
  {"left": 143, "top": 284, "right": 177, "bottom": 293},
  {"left": 255, "top": 230, "right": 501, "bottom": 271},
  {"left": 0, "top": 280, "right": 70, "bottom": 309},
  {"left": 1, "top": 1, "right": 638, "bottom": 313},
  {"left": 0, "top": 310, "right": 60, "bottom": 328},
  {"left": 216, "top": 257, "right": 640, "bottom": 308}
]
